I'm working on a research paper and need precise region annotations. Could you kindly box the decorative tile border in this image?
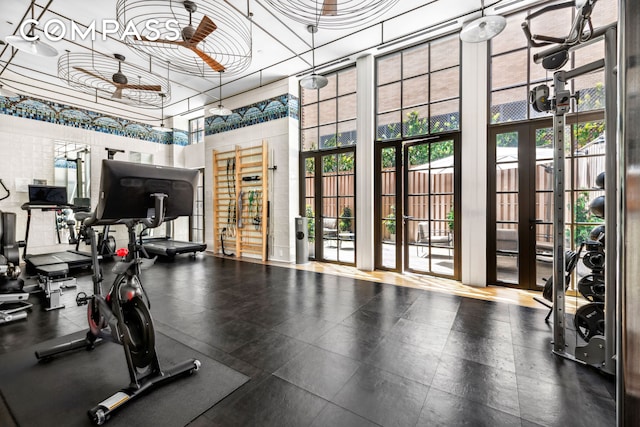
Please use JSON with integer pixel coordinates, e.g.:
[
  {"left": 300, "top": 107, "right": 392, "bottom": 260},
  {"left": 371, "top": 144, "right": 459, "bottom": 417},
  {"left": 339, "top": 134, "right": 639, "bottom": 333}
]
[
  {"left": 54, "top": 158, "right": 77, "bottom": 169},
  {"left": 205, "top": 94, "right": 299, "bottom": 136},
  {"left": 0, "top": 95, "right": 188, "bottom": 146}
]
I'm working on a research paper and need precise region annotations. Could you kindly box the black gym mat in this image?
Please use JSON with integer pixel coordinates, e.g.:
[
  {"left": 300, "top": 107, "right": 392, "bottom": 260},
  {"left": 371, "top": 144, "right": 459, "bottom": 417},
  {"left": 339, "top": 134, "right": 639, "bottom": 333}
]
[{"left": 0, "top": 330, "right": 249, "bottom": 426}]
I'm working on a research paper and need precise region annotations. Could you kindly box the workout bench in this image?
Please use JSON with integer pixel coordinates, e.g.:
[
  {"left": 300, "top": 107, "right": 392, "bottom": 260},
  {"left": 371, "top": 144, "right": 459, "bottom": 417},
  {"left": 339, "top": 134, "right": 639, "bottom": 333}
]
[{"left": 36, "top": 262, "right": 76, "bottom": 311}]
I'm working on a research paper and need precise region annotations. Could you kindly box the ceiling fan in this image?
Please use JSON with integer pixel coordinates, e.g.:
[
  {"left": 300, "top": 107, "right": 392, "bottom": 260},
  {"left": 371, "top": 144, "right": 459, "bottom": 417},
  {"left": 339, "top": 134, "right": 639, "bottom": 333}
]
[
  {"left": 73, "top": 54, "right": 161, "bottom": 99},
  {"left": 135, "top": 1, "right": 224, "bottom": 72}
]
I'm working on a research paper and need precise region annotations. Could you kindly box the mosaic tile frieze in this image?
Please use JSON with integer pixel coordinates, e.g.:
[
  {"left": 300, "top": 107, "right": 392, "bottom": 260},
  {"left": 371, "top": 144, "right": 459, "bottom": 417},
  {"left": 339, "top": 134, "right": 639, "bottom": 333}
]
[
  {"left": 205, "top": 93, "right": 299, "bottom": 136},
  {"left": 0, "top": 95, "right": 186, "bottom": 145}
]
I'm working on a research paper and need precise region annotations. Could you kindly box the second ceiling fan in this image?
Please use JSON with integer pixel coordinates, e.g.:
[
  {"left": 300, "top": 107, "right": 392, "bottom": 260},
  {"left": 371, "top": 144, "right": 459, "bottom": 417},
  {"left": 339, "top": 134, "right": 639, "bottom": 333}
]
[{"left": 74, "top": 54, "right": 162, "bottom": 99}]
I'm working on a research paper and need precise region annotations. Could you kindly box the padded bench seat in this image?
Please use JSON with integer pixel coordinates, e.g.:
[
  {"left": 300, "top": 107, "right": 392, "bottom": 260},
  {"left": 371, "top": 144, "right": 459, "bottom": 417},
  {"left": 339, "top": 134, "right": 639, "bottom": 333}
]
[
  {"left": 35, "top": 262, "right": 75, "bottom": 311},
  {"left": 36, "top": 263, "right": 69, "bottom": 277}
]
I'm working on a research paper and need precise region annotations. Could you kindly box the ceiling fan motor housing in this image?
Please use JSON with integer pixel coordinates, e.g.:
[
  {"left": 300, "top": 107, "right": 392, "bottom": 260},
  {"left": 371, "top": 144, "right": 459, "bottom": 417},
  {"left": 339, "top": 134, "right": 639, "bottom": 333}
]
[
  {"left": 112, "top": 72, "right": 128, "bottom": 85},
  {"left": 182, "top": 26, "right": 196, "bottom": 41}
]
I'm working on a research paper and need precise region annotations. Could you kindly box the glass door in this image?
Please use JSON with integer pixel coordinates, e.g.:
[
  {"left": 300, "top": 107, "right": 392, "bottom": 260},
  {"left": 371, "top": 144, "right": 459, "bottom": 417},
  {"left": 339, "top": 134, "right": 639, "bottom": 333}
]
[
  {"left": 375, "top": 136, "right": 459, "bottom": 279},
  {"left": 302, "top": 149, "right": 356, "bottom": 265},
  {"left": 488, "top": 121, "right": 553, "bottom": 290},
  {"left": 378, "top": 145, "right": 399, "bottom": 270},
  {"left": 404, "top": 138, "right": 458, "bottom": 276}
]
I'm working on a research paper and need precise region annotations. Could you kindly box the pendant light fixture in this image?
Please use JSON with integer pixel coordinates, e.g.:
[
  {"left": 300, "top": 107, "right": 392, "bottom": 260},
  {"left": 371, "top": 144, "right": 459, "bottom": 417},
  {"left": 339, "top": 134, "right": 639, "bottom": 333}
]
[
  {"left": 209, "top": 72, "right": 233, "bottom": 116},
  {"left": 152, "top": 93, "right": 171, "bottom": 132},
  {"left": 300, "top": 25, "right": 328, "bottom": 90},
  {"left": 5, "top": 0, "right": 58, "bottom": 57},
  {"left": 0, "top": 83, "right": 19, "bottom": 98},
  {"left": 460, "top": 0, "right": 506, "bottom": 43}
]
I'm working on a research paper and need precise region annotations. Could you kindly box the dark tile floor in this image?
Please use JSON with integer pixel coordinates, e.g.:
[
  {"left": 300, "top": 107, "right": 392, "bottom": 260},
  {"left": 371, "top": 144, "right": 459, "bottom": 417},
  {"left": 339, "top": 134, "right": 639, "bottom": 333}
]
[{"left": 0, "top": 255, "right": 616, "bottom": 426}]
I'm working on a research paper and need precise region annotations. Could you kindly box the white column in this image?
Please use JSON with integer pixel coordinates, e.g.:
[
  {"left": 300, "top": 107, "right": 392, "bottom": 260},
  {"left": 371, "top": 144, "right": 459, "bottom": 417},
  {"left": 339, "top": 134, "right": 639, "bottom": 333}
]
[
  {"left": 356, "top": 54, "right": 375, "bottom": 271},
  {"left": 460, "top": 41, "right": 488, "bottom": 286}
]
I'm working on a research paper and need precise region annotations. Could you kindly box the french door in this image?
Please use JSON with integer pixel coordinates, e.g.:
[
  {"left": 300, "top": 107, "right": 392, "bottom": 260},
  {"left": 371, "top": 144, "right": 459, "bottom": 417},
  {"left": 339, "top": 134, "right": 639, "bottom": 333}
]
[
  {"left": 488, "top": 121, "right": 553, "bottom": 290},
  {"left": 302, "top": 149, "right": 356, "bottom": 265},
  {"left": 375, "top": 134, "right": 460, "bottom": 278}
]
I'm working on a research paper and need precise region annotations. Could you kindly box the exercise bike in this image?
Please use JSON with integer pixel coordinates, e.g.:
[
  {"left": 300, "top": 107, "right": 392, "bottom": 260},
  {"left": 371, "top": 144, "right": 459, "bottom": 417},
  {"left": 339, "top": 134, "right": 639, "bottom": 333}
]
[{"left": 35, "top": 160, "right": 201, "bottom": 425}]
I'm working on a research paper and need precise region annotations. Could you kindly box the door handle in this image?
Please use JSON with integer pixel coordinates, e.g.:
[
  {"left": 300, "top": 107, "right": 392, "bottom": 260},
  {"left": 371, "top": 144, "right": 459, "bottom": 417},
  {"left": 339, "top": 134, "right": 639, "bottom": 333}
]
[{"left": 529, "top": 219, "right": 543, "bottom": 230}]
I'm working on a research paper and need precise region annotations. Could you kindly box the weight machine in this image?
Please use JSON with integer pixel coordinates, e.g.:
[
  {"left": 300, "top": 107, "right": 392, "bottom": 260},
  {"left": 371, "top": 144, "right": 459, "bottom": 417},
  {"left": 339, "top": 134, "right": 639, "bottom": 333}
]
[
  {"left": 523, "top": 0, "right": 616, "bottom": 373},
  {"left": 0, "top": 179, "right": 32, "bottom": 324}
]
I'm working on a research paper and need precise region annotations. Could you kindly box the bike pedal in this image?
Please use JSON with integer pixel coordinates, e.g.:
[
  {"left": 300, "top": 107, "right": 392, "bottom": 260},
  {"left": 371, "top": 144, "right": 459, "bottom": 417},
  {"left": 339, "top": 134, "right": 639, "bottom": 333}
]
[{"left": 76, "top": 292, "right": 90, "bottom": 306}]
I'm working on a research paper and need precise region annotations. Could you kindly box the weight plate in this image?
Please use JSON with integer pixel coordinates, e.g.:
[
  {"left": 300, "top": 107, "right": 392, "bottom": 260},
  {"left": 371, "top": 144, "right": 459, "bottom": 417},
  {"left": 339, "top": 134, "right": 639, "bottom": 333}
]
[
  {"left": 583, "top": 251, "right": 605, "bottom": 270},
  {"left": 589, "top": 225, "right": 605, "bottom": 244},
  {"left": 542, "top": 277, "right": 553, "bottom": 302},
  {"left": 574, "top": 303, "right": 604, "bottom": 342},
  {"left": 578, "top": 274, "right": 605, "bottom": 303}
]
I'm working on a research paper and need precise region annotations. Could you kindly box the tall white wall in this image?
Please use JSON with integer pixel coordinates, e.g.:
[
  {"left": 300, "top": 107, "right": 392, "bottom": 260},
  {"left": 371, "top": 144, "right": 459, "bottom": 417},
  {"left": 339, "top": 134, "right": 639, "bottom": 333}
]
[
  {"left": 202, "top": 78, "right": 298, "bottom": 263},
  {"left": 355, "top": 54, "right": 375, "bottom": 271},
  {"left": 0, "top": 114, "right": 181, "bottom": 256},
  {"left": 460, "top": 41, "right": 488, "bottom": 286}
]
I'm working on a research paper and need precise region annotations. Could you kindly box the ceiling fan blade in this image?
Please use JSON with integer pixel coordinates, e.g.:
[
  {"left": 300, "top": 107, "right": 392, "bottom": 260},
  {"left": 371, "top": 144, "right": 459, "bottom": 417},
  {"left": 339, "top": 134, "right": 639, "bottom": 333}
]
[
  {"left": 121, "top": 84, "right": 162, "bottom": 91},
  {"left": 135, "top": 35, "right": 187, "bottom": 47},
  {"left": 189, "top": 15, "right": 217, "bottom": 45},
  {"left": 322, "top": 0, "right": 338, "bottom": 16},
  {"left": 190, "top": 46, "right": 225, "bottom": 72},
  {"left": 111, "top": 87, "right": 123, "bottom": 99},
  {"left": 73, "top": 67, "right": 114, "bottom": 86}
]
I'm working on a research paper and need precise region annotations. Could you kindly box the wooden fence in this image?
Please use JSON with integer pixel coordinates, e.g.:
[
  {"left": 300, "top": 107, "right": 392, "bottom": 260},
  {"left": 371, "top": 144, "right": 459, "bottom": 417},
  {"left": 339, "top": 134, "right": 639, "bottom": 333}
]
[{"left": 304, "top": 150, "right": 603, "bottom": 244}]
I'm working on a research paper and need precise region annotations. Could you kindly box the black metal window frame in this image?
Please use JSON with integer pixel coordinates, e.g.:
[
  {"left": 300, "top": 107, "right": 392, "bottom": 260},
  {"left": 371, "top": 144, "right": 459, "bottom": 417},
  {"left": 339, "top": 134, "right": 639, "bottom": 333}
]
[
  {"left": 375, "top": 33, "right": 461, "bottom": 142},
  {"left": 189, "top": 116, "right": 205, "bottom": 145}
]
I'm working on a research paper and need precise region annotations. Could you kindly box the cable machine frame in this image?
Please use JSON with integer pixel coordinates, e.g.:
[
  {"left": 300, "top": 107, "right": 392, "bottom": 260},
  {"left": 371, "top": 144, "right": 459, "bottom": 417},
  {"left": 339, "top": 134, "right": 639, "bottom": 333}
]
[{"left": 524, "top": 0, "right": 617, "bottom": 372}]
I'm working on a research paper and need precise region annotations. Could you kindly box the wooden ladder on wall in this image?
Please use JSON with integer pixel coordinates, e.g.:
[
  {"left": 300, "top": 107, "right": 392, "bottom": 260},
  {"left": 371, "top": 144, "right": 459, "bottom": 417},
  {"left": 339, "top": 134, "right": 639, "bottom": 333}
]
[{"left": 212, "top": 141, "right": 268, "bottom": 261}]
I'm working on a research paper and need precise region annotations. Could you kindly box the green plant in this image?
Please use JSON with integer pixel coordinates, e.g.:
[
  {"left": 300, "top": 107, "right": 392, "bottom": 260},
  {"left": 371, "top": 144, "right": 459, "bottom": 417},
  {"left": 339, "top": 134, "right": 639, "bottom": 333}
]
[
  {"left": 381, "top": 147, "right": 396, "bottom": 169},
  {"left": 573, "top": 191, "right": 600, "bottom": 245},
  {"left": 339, "top": 206, "right": 353, "bottom": 232},
  {"left": 305, "top": 204, "right": 315, "bottom": 240},
  {"left": 446, "top": 208, "right": 454, "bottom": 231},
  {"left": 320, "top": 152, "right": 355, "bottom": 174},
  {"left": 404, "top": 111, "right": 428, "bottom": 137},
  {"left": 384, "top": 206, "right": 396, "bottom": 235}
]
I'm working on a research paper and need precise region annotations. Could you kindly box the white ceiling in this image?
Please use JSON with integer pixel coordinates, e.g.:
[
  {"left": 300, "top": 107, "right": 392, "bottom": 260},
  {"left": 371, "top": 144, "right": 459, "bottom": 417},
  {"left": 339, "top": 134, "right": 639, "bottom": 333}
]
[{"left": 0, "top": 0, "right": 542, "bottom": 126}]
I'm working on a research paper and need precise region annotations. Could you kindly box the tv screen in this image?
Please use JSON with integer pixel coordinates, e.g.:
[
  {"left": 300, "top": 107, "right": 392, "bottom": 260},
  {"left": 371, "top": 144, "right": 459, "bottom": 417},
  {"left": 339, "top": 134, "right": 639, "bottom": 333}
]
[
  {"left": 28, "top": 185, "right": 69, "bottom": 205},
  {"left": 95, "top": 160, "right": 198, "bottom": 221}
]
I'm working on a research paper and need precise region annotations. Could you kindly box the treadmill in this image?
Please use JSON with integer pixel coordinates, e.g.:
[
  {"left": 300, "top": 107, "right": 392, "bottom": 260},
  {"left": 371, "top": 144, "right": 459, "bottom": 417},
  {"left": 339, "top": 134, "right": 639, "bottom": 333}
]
[
  {"left": 142, "top": 221, "right": 206, "bottom": 258},
  {"left": 21, "top": 185, "right": 93, "bottom": 271}
]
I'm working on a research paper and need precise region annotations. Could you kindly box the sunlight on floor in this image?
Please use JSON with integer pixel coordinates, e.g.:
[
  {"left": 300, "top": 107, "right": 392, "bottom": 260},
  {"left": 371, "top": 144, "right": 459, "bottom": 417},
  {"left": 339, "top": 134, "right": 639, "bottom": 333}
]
[{"left": 207, "top": 253, "right": 588, "bottom": 312}]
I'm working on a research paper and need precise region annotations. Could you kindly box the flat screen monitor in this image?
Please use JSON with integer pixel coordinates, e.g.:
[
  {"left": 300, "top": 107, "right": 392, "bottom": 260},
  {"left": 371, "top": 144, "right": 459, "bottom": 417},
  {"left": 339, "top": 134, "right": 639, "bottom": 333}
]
[
  {"left": 28, "top": 185, "right": 69, "bottom": 205},
  {"left": 95, "top": 160, "right": 198, "bottom": 221}
]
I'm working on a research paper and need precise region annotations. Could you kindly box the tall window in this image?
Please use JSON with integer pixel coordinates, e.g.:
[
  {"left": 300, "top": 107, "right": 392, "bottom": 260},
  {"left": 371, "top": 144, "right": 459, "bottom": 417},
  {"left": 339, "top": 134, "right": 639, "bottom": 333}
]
[
  {"left": 490, "top": 0, "right": 617, "bottom": 124},
  {"left": 189, "top": 117, "right": 204, "bottom": 144},
  {"left": 488, "top": 1, "right": 616, "bottom": 289},
  {"left": 376, "top": 34, "right": 460, "bottom": 140},
  {"left": 374, "top": 34, "right": 461, "bottom": 278},
  {"left": 300, "top": 67, "right": 357, "bottom": 264},
  {"left": 301, "top": 68, "right": 357, "bottom": 151}
]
